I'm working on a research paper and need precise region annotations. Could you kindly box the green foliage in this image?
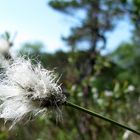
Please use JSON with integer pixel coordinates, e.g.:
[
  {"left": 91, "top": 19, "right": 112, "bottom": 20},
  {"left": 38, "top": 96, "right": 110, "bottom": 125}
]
[{"left": 0, "top": 41, "right": 140, "bottom": 140}]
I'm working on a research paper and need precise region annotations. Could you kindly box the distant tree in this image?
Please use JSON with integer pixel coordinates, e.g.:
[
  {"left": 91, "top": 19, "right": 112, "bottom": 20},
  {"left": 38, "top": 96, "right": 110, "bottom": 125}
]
[
  {"left": 19, "top": 42, "right": 45, "bottom": 56},
  {"left": 119, "top": 0, "right": 140, "bottom": 45},
  {"left": 49, "top": 0, "right": 126, "bottom": 52}
]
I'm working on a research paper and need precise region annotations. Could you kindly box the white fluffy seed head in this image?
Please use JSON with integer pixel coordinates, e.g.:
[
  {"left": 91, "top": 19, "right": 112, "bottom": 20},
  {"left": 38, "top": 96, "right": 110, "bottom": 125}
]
[
  {"left": 0, "top": 57, "right": 66, "bottom": 127},
  {"left": 0, "top": 38, "right": 11, "bottom": 68},
  {"left": 0, "top": 39, "right": 10, "bottom": 54},
  {"left": 0, "top": 54, "right": 10, "bottom": 68}
]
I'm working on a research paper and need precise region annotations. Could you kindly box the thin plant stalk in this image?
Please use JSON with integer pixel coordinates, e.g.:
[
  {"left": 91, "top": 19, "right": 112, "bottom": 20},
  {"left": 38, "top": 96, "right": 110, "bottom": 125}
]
[{"left": 65, "top": 101, "right": 140, "bottom": 136}]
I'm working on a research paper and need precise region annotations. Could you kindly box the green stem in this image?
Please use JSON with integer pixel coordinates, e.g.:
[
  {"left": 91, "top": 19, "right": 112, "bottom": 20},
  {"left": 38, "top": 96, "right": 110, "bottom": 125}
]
[{"left": 65, "top": 101, "right": 140, "bottom": 136}]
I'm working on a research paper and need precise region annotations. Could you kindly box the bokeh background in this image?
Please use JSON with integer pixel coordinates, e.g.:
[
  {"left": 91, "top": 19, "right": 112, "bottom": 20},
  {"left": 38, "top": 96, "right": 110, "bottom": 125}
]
[{"left": 0, "top": 0, "right": 140, "bottom": 140}]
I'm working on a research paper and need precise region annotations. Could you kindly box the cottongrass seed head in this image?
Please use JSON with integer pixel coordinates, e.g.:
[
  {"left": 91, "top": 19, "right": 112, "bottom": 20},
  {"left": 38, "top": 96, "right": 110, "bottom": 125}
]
[
  {"left": 0, "top": 57, "right": 66, "bottom": 128},
  {"left": 0, "top": 38, "right": 10, "bottom": 54}
]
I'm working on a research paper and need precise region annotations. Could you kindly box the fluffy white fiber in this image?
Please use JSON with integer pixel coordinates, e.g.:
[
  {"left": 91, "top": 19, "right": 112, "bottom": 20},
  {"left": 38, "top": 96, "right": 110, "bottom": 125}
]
[
  {"left": 0, "top": 38, "right": 11, "bottom": 68},
  {"left": 0, "top": 54, "right": 10, "bottom": 68},
  {"left": 0, "top": 38, "right": 10, "bottom": 54},
  {"left": 0, "top": 57, "right": 66, "bottom": 127}
]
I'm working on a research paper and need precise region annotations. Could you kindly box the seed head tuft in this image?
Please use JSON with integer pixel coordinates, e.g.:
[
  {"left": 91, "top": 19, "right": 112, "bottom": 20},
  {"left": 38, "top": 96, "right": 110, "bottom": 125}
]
[{"left": 0, "top": 57, "right": 66, "bottom": 127}]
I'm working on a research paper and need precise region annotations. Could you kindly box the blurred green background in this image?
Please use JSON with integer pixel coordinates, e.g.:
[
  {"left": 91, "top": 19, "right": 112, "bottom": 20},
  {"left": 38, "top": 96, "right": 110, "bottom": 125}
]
[{"left": 0, "top": 0, "right": 140, "bottom": 140}]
